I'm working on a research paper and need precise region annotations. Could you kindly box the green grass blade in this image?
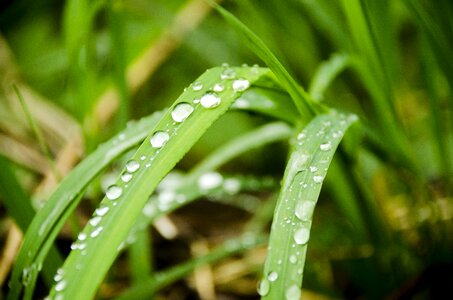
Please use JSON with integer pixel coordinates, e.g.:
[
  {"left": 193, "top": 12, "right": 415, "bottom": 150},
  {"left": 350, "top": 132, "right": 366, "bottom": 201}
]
[
  {"left": 308, "top": 53, "right": 350, "bottom": 102},
  {"left": 47, "top": 66, "right": 271, "bottom": 299},
  {"left": 116, "top": 234, "right": 267, "bottom": 300},
  {"left": 209, "top": 1, "right": 319, "bottom": 122},
  {"left": 259, "top": 112, "right": 358, "bottom": 299},
  {"left": 7, "top": 111, "right": 164, "bottom": 300}
]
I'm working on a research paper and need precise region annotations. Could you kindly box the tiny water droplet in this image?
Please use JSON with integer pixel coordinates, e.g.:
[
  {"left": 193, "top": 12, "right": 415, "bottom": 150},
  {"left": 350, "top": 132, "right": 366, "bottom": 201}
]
[
  {"left": 192, "top": 82, "right": 203, "bottom": 91},
  {"left": 294, "top": 227, "right": 310, "bottom": 245},
  {"left": 289, "top": 255, "right": 297, "bottom": 264},
  {"left": 95, "top": 206, "right": 109, "bottom": 216},
  {"left": 55, "top": 280, "right": 67, "bottom": 292},
  {"left": 295, "top": 201, "right": 316, "bottom": 221},
  {"left": 198, "top": 172, "right": 223, "bottom": 190},
  {"left": 121, "top": 172, "right": 133, "bottom": 183},
  {"left": 106, "top": 185, "right": 122, "bottom": 200},
  {"left": 268, "top": 271, "right": 279, "bottom": 282},
  {"left": 171, "top": 102, "right": 194, "bottom": 122},
  {"left": 232, "top": 78, "right": 250, "bottom": 92},
  {"left": 213, "top": 83, "right": 224, "bottom": 92},
  {"left": 89, "top": 216, "right": 102, "bottom": 227},
  {"left": 140, "top": 155, "right": 146, "bottom": 160},
  {"left": 150, "top": 131, "right": 170, "bottom": 148},
  {"left": 78, "top": 233, "right": 87, "bottom": 241},
  {"left": 220, "top": 68, "right": 236, "bottom": 80},
  {"left": 285, "top": 284, "right": 301, "bottom": 300},
  {"left": 309, "top": 166, "right": 318, "bottom": 173},
  {"left": 257, "top": 279, "right": 270, "bottom": 296},
  {"left": 313, "top": 175, "right": 324, "bottom": 183},
  {"left": 223, "top": 178, "right": 241, "bottom": 194},
  {"left": 200, "top": 93, "right": 221, "bottom": 108},
  {"left": 90, "top": 226, "right": 103, "bottom": 238},
  {"left": 320, "top": 142, "right": 332, "bottom": 151},
  {"left": 126, "top": 160, "right": 140, "bottom": 173}
]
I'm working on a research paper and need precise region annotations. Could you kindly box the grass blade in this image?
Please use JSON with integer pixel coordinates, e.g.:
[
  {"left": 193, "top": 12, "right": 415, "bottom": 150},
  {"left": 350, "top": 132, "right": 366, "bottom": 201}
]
[
  {"left": 47, "top": 66, "right": 271, "bottom": 299},
  {"left": 259, "top": 112, "right": 358, "bottom": 299},
  {"left": 7, "top": 111, "right": 164, "bottom": 300}
]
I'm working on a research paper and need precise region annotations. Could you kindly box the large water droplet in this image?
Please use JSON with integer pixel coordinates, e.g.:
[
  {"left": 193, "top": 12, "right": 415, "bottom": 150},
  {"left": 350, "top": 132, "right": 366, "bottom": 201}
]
[
  {"left": 55, "top": 280, "right": 67, "bottom": 292},
  {"left": 213, "top": 83, "right": 224, "bottom": 92},
  {"left": 320, "top": 142, "right": 332, "bottom": 151},
  {"left": 126, "top": 160, "right": 140, "bottom": 173},
  {"left": 295, "top": 201, "right": 316, "bottom": 221},
  {"left": 121, "top": 172, "right": 132, "bottom": 183},
  {"left": 232, "top": 78, "right": 250, "bottom": 92},
  {"left": 198, "top": 172, "right": 223, "bottom": 190},
  {"left": 192, "top": 82, "right": 203, "bottom": 91},
  {"left": 200, "top": 93, "right": 221, "bottom": 108},
  {"left": 150, "top": 131, "right": 170, "bottom": 148},
  {"left": 257, "top": 279, "right": 270, "bottom": 296},
  {"left": 268, "top": 271, "right": 279, "bottom": 282},
  {"left": 106, "top": 185, "right": 122, "bottom": 200},
  {"left": 294, "top": 227, "right": 310, "bottom": 245},
  {"left": 95, "top": 206, "right": 109, "bottom": 217},
  {"left": 285, "top": 284, "right": 301, "bottom": 300},
  {"left": 171, "top": 102, "right": 194, "bottom": 123}
]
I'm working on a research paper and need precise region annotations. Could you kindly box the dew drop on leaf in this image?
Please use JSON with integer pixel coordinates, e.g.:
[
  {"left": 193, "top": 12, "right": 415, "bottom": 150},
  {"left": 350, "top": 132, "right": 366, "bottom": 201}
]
[
  {"left": 55, "top": 280, "right": 67, "bottom": 292},
  {"left": 126, "top": 160, "right": 140, "bottom": 173},
  {"left": 213, "top": 83, "right": 224, "bottom": 92},
  {"left": 268, "top": 271, "right": 279, "bottom": 282},
  {"left": 295, "top": 201, "right": 315, "bottom": 221},
  {"left": 313, "top": 175, "right": 324, "bottom": 183},
  {"left": 95, "top": 206, "right": 109, "bottom": 217},
  {"left": 150, "top": 131, "right": 170, "bottom": 148},
  {"left": 106, "top": 185, "right": 122, "bottom": 200},
  {"left": 320, "top": 142, "right": 332, "bottom": 151},
  {"left": 232, "top": 78, "right": 250, "bottom": 92},
  {"left": 257, "top": 279, "right": 270, "bottom": 296},
  {"left": 285, "top": 284, "right": 301, "bottom": 300},
  {"left": 90, "top": 226, "right": 103, "bottom": 238},
  {"left": 200, "top": 93, "right": 221, "bottom": 108},
  {"left": 121, "top": 172, "right": 133, "bottom": 183},
  {"left": 220, "top": 68, "right": 236, "bottom": 80},
  {"left": 294, "top": 227, "right": 310, "bottom": 245},
  {"left": 192, "top": 82, "right": 203, "bottom": 91},
  {"left": 78, "top": 233, "right": 87, "bottom": 241},
  {"left": 89, "top": 216, "right": 102, "bottom": 227},
  {"left": 198, "top": 172, "right": 223, "bottom": 190},
  {"left": 171, "top": 102, "right": 194, "bottom": 123}
]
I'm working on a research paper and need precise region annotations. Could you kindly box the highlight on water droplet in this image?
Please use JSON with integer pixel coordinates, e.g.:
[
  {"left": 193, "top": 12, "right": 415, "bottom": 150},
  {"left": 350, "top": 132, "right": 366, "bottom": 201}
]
[
  {"left": 220, "top": 68, "right": 236, "bottom": 80},
  {"left": 78, "top": 233, "right": 87, "bottom": 241},
  {"left": 198, "top": 172, "right": 223, "bottom": 190},
  {"left": 313, "top": 175, "right": 324, "bottom": 183},
  {"left": 126, "top": 160, "right": 140, "bottom": 173},
  {"left": 285, "top": 284, "right": 301, "bottom": 300},
  {"left": 89, "top": 216, "right": 102, "bottom": 227},
  {"left": 257, "top": 278, "right": 270, "bottom": 296},
  {"left": 171, "top": 102, "right": 194, "bottom": 123},
  {"left": 121, "top": 172, "right": 133, "bottom": 183},
  {"left": 192, "top": 82, "right": 203, "bottom": 91},
  {"left": 295, "top": 201, "right": 316, "bottom": 221},
  {"left": 309, "top": 166, "right": 318, "bottom": 173},
  {"left": 200, "top": 93, "right": 221, "bottom": 108},
  {"left": 294, "top": 226, "right": 310, "bottom": 245},
  {"left": 90, "top": 226, "right": 103, "bottom": 238},
  {"left": 268, "top": 271, "right": 279, "bottom": 282},
  {"left": 232, "top": 78, "right": 250, "bottom": 92},
  {"left": 55, "top": 280, "right": 67, "bottom": 292},
  {"left": 320, "top": 142, "right": 332, "bottom": 151},
  {"left": 213, "top": 83, "right": 224, "bottom": 92},
  {"left": 106, "top": 185, "right": 122, "bottom": 200},
  {"left": 95, "top": 206, "right": 109, "bottom": 217},
  {"left": 150, "top": 131, "right": 170, "bottom": 148}
]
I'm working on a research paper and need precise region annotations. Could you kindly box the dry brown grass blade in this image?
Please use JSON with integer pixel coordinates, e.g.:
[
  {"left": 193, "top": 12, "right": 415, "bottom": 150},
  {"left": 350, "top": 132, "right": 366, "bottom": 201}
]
[{"left": 0, "top": 222, "right": 22, "bottom": 286}]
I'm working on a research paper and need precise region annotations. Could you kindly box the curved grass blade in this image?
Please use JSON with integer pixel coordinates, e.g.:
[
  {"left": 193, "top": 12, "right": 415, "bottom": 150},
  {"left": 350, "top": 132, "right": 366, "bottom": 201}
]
[
  {"left": 208, "top": 1, "right": 320, "bottom": 122},
  {"left": 116, "top": 234, "right": 267, "bottom": 300},
  {"left": 259, "top": 111, "right": 358, "bottom": 299},
  {"left": 47, "top": 66, "right": 271, "bottom": 300},
  {"left": 7, "top": 111, "right": 164, "bottom": 300}
]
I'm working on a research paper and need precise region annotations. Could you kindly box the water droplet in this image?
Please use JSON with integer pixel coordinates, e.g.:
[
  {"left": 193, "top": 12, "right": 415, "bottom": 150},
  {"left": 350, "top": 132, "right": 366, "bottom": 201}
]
[
  {"left": 200, "top": 93, "right": 221, "bottom": 108},
  {"left": 285, "top": 284, "right": 301, "bottom": 300},
  {"left": 126, "top": 160, "right": 140, "bottom": 173},
  {"left": 268, "top": 271, "right": 279, "bottom": 282},
  {"left": 309, "top": 166, "right": 318, "bottom": 173},
  {"left": 192, "top": 82, "right": 203, "bottom": 91},
  {"left": 297, "top": 132, "right": 306, "bottom": 140},
  {"left": 22, "top": 266, "right": 33, "bottom": 286},
  {"left": 320, "top": 142, "right": 332, "bottom": 151},
  {"left": 55, "top": 280, "right": 67, "bottom": 292},
  {"left": 171, "top": 102, "right": 194, "bottom": 122},
  {"left": 121, "top": 172, "right": 132, "bottom": 183},
  {"left": 143, "top": 202, "right": 156, "bottom": 217},
  {"left": 95, "top": 206, "right": 109, "bottom": 216},
  {"left": 289, "top": 255, "right": 297, "bottom": 264},
  {"left": 78, "top": 233, "right": 87, "bottom": 241},
  {"left": 257, "top": 279, "right": 270, "bottom": 296},
  {"left": 223, "top": 178, "right": 241, "bottom": 194},
  {"left": 213, "top": 83, "right": 224, "bottom": 92},
  {"left": 294, "top": 227, "right": 310, "bottom": 245},
  {"left": 198, "top": 172, "right": 223, "bottom": 190},
  {"left": 313, "top": 175, "right": 324, "bottom": 183},
  {"left": 295, "top": 201, "right": 315, "bottom": 221},
  {"left": 140, "top": 155, "right": 146, "bottom": 160},
  {"left": 220, "top": 68, "right": 236, "bottom": 80},
  {"left": 106, "top": 185, "right": 122, "bottom": 200},
  {"left": 150, "top": 131, "right": 170, "bottom": 148},
  {"left": 90, "top": 226, "right": 103, "bottom": 238},
  {"left": 232, "top": 78, "right": 250, "bottom": 92},
  {"left": 89, "top": 216, "right": 102, "bottom": 227}
]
